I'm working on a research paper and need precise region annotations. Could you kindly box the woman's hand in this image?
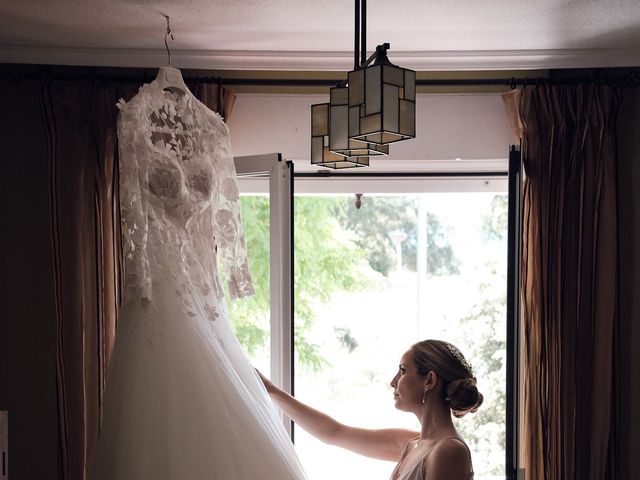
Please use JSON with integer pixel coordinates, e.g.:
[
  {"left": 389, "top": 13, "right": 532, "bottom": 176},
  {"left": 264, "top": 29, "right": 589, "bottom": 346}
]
[{"left": 255, "top": 368, "right": 277, "bottom": 395}]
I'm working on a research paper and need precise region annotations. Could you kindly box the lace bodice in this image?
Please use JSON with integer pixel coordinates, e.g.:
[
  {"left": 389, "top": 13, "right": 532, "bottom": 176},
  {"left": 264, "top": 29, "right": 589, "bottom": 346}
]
[{"left": 117, "top": 80, "right": 254, "bottom": 311}]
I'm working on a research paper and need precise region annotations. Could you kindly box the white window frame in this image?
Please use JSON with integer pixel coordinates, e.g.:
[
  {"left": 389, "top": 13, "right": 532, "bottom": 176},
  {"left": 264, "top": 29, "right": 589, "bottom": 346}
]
[
  {"left": 236, "top": 156, "right": 518, "bottom": 469},
  {"left": 235, "top": 153, "right": 294, "bottom": 435}
]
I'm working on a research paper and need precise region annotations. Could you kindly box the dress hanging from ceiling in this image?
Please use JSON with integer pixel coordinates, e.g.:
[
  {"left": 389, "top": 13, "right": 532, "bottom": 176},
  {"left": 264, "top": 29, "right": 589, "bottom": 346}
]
[{"left": 89, "top": 79, "right": 306, "bottom": 480}]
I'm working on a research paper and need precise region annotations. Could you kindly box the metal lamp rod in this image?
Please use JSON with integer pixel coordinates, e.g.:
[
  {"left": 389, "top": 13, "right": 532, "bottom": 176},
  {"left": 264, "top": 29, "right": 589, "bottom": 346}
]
[
  {"left": 361, "top": 0, "right": 366, "bottom": 67},
  {"left": 354, "top": 0, "right": 360, "bottom": 69},
  {"left": 354, "top": 0, "right": 368, "bottom": 69}
]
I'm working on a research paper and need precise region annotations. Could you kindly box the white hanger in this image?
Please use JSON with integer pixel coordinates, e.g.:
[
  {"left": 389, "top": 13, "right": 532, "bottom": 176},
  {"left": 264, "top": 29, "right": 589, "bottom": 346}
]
[
  {"left": 155, "top": 15, "right": 187, "bottom": 95},
  {"left": 155, "top": 66, "right": 187, "bottom": 95}
]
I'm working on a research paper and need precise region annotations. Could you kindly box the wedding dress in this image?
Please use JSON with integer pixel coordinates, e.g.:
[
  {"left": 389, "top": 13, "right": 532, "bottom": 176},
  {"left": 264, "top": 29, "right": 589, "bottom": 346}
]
[{"left": 89, "top": 79, "right": 306, "bottom": 479}]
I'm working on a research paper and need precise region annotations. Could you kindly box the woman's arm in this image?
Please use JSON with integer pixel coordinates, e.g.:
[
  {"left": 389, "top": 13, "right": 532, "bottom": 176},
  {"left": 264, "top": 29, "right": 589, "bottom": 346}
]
[{"left": 258, "top": 371, "right": 417, "bottom": 462}]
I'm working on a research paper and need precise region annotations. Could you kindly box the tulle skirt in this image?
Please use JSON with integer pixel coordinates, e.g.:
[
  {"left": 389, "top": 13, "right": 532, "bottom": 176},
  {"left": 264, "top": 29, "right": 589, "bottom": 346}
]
[{"left": 89, "top": 278, "right": 306, "bottom": 479}]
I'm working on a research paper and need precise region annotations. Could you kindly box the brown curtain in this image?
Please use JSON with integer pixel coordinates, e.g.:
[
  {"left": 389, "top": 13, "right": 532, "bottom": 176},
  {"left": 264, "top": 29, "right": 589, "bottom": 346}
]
[
  {"left": 188, "top": 79, "right": 237, "bottom": 122},
  {"left": 503, "top": 84, "right": 620, "bottom": 480},
  {"left": 41, "top": 74, "right": 235, "bottom": 480}
]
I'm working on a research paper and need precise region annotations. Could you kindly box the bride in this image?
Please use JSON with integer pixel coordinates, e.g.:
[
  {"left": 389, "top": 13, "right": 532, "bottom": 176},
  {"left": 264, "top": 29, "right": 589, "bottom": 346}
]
[{"left": 259, "top": 339, "right": 483, "bottom": 480}]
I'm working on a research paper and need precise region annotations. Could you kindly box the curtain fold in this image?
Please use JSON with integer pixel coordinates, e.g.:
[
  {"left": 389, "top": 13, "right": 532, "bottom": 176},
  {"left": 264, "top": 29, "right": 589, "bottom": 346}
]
[
  {"left": 188, "top": 79, "right": 237, "bottom": 122},
  {"left": 503, "top": 84, "right": 620, "bottom": 480},
  {"left": 42, "top": 74, "right": 234, "bottom": 479}
]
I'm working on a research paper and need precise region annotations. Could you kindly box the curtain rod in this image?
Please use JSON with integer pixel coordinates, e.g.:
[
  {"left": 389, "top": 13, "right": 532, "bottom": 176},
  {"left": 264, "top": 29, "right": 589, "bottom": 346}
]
[
  {"left": 1, "top": 68, "right": 639, "bottom": 88},
  {"left": 295, "top": 171, "right": 508, "bottom": 178}
]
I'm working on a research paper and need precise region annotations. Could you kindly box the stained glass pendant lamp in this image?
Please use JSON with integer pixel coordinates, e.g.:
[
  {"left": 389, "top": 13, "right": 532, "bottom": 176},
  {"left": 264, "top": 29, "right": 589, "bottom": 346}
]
[
  {"left": 329, "top": 86, "right": 389, "bottom": 158},
  {"left": 347, "top": 44, "right": 416, "bottom": 145},
  {"left": 310, "top": 0, "right": 416, "bottom": 169},
  {"left": 311, "top": 103, "right": 369, "bottom": 168}
]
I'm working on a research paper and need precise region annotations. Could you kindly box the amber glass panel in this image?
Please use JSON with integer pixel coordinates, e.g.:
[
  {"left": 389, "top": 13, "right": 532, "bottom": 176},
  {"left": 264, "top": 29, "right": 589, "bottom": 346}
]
[
  {"left": 383, "top": 84, "right": 399, "bottom": 133},
  {"left": 331, "top": 86, "right": 349, "bottom": 106},
  {"left": 348, "top": 106, "right": 360, "bottom": 138},
  {"left": 361, "top": 113, "right": 381, "bottom": 135},
  {"left": 382, "top": 132, "right": 402, "bottom": 143},
  {"left": 311, "top": 137, "right": 324, "bottom": 165},
  {"left": 399, "top": 100, "right": 415, "bottom": 137},
  {"left": 348, "top": 69, "right": 365, "bottom": 107},
  {"left": 311, "top": 103, "right": 328, "bottom": 136},
  {"left": 382, "top": 65, "right": 405, "bottom": 87},
  {"left": 351, "top": 140, "right": 389, "bottom": 156},
  {"left": 404, "top": 70, "right": 416, "bottom": 101},
  {"left": 365, "top": 66, "right": 381, "bottom": 116},
  {"left": 325, "top": 157, "right": 369, "bottom": 168},
  {"left": 359, "top": 131, "right": 406, "bottom": 144},
  {"left": 323, "top": 147, "right": 345, "bottom": 162},
  {"left": 329, "top": 104, "right": 349, "bottom": 151}
]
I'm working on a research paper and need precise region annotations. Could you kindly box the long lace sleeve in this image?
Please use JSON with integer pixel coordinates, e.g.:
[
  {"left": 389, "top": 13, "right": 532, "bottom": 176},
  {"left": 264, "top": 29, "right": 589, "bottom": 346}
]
[
  {"left": 117, "top": 99, "right": 152, "bottom": 302},
  {"left": 213, "top": 131, "right": 255, "bottom": 300}
]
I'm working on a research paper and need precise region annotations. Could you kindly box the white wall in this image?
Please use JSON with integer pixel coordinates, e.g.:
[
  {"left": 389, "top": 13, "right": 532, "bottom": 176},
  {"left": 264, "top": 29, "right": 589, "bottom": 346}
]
[{"left": 228, "top": 93, "right": 513, "bottom": 173}]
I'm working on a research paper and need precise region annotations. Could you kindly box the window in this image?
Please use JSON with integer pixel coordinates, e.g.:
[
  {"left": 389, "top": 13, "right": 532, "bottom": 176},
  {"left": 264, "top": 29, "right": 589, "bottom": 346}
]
[
  {"left": 231, "top": 165, "right": 508, "bottom": 480},
  {"left": 293, "top": 190, "right": 507, "bottom": 480}
]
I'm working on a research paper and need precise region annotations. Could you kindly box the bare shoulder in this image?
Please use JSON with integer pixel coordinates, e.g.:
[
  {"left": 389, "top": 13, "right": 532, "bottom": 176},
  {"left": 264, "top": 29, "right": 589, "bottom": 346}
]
[{"left": 424, "top": 437, "right": 472, "bottom": 480}]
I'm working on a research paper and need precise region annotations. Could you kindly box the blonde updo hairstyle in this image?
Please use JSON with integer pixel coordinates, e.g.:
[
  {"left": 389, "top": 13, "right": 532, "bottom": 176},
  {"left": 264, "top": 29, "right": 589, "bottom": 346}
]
[{"left": 411, "top": 339, "right": 483, "bottom": 418}]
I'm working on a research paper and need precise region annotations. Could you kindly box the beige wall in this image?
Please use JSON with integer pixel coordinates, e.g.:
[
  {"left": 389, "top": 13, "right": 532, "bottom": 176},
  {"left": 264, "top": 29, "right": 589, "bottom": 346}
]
[
  {"left": 229, "top": 93, "right": 512, "bottom": 164},
  {"left": 618, "top": 85, "right": 640, "bottom": 479}
]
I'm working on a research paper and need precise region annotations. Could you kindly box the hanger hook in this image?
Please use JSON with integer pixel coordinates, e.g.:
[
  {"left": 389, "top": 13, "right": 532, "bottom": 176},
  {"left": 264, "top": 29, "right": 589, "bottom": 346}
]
[{"left": 163, "top": 14, "right": 174, "bottom": 66}]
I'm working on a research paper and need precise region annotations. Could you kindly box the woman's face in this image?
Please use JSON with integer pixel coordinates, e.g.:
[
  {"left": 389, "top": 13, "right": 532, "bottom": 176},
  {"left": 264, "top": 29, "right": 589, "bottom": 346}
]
[{"left": 390, "top": 349, "right": 427, "bottom": 412}]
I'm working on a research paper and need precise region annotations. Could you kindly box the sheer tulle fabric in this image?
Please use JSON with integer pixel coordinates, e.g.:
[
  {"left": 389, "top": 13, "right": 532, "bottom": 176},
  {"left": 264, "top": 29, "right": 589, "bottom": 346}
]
[{"left": 89, "top": 81, "right": 306, "bottom": 479}]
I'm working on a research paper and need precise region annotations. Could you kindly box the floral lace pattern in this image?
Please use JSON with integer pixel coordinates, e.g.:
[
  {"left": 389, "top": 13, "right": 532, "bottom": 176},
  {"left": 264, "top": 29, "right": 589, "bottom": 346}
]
[{"left": 117, "top": 80, "right": 254, "bottom": 318}]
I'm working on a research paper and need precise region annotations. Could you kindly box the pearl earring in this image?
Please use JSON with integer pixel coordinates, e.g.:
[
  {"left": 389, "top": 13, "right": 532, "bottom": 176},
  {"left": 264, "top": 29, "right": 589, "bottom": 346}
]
[{"left": 422, "top": 390, "right": 427, "bottom": 404}]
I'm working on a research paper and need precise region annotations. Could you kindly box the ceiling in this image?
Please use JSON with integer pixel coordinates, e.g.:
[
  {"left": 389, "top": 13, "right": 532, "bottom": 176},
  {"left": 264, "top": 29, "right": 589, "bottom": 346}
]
[{"left": 1, "top": 0, "right": 640, "bottom": 71}]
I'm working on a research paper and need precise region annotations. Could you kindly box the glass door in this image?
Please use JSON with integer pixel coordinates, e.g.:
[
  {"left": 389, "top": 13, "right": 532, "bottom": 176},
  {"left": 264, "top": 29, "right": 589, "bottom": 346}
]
[
  {"left": 232, "top": 153, "right": 294, "bottom": 435},
  {"left": 292, "top": 176, "right": 509, "bottom": 480},
  {"left": 230, "top": 157, "right": 514, "bottom": 478}
]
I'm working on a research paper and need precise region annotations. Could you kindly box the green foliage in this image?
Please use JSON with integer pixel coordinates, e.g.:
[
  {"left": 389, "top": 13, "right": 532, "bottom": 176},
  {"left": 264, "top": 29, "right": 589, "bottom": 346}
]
[
  {"left": 456, "top": 276, "right": 507, "bottom": 476},
  {"left": 482, "top": 195, "right": 509, "bottom": 241},
  {"left": 229, "top": 195, "right": 372, "bottom": 370},
  {"left": 423, "top": 213, "right": 461, "bottom": 276},
  {"left": 454, "top": 194, "right": 509, "bottom": 476},
  {"left": 340, "top": 195, "right": 460, "bottom": 277},
  {"left": 228, "top": 196, "right": 270, "bottom": 354},
  {"left": 294, "top": 197, "right": 373, "bottom": 370}
]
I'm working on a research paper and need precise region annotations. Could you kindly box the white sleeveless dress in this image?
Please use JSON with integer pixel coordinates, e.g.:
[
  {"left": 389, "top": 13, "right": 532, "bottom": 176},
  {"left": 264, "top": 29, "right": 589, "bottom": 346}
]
[
  {"left": 88, "top": 80, "right": 306, "bottom": 480},
  {"left": 394, "top": 460, "right": 425, "bottom": 480}
]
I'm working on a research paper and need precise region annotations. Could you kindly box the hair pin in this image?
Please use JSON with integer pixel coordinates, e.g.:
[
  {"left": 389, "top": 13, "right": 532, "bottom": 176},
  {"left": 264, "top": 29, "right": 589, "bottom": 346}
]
[{"left": 446, "top": 343, "right": 473, "bottom": 375}]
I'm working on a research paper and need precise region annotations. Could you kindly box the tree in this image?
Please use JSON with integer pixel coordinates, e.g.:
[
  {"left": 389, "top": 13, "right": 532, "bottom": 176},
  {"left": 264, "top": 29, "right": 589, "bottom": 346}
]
[
  {"left": 482, "top": 194, "right": 508, "bottom": 241},
  {"left": 422, "top": 213, "right": 461, "bottom": 276},
  {"left": 228, "top": 195, "right": 374, "bottom": 370},
  {"left": 340, "top": 195, "right": 460, "bottom": 277},
  {"left": 456, "top": 276, "right": 507, "bottom": 476},
  {"left": 455, "top": 193, "right": 509, "bottom": 476}
]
